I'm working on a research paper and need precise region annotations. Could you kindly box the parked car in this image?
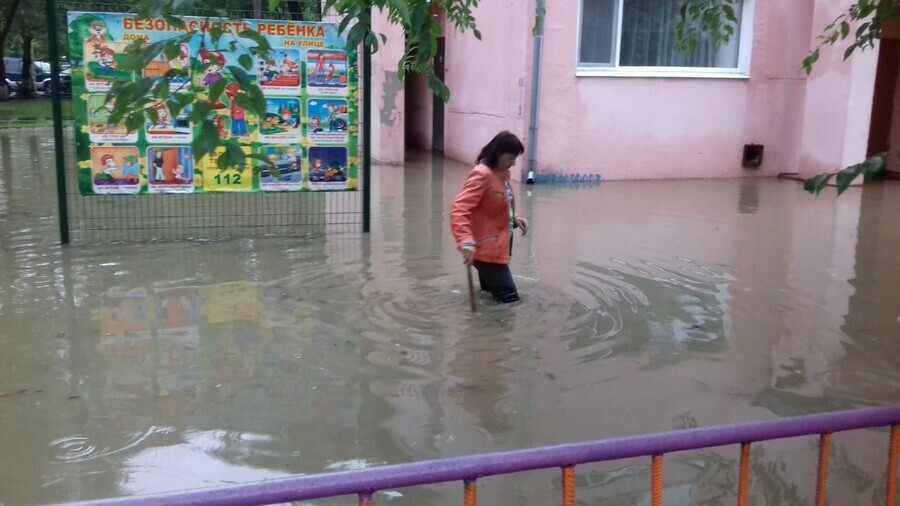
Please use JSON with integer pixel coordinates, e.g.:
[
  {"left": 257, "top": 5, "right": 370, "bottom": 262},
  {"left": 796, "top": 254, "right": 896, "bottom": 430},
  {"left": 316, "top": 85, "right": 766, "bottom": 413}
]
[
  {"left": 3, "top": 57, "right": 36, "bottom": 90},
  {"left": 3, "top": 77, "right": 16, "bottom": 96},
  {"left": 38, "top": 67, "right": 72, "bottom": 96},
  {"left": 4, "top": 58, "right": 71, "bottom": 96}
]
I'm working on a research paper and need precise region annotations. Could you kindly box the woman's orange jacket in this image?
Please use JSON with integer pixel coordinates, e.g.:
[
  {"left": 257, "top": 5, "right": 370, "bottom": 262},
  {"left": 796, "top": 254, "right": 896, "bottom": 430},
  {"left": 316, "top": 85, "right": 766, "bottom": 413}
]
[{"left": 450, "top": 164, "right": 515, "bottom": 264}]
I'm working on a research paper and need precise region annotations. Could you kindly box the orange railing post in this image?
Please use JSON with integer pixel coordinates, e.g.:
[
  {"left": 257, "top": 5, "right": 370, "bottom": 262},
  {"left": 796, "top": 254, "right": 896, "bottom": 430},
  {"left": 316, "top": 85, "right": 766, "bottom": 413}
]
[
  {"left": 738, "top": 442, "right": 751, "bottom": 506},
  {"left": 887, "top": 425, "right": 900, "bottom": 506},
  {"left": 816, "top": 433, "right": 832, "bottom": 506},
  {"left": 652, "top": 455, "right": 663, "bottom": 506},
  {"left": 562, "top": 466, "right": 575, "bottom": 506},
  {"left": 464, "top": 479, "right": 477, "bottom": 506}
]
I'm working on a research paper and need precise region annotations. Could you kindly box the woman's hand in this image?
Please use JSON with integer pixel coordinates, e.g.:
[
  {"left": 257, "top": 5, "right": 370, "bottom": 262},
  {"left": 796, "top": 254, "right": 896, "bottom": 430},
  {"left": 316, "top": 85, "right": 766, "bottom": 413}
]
[
  {"left": 458, "top": 243, "right": 475, "bottom": 266},
  {"left": 514, "top": 216, "right": 529, "bottom": 236}
]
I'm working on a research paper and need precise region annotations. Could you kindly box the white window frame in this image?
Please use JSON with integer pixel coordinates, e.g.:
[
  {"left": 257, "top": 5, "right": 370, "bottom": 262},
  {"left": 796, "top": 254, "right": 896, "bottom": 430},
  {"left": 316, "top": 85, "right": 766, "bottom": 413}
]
[{"left": 575, "top": 0, "right": 755, "bottom": 79}]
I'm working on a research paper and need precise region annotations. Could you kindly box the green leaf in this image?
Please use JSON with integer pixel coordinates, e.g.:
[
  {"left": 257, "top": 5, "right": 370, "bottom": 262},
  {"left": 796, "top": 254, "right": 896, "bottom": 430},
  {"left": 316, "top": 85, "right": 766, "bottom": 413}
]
[
  {"left": 844, "top": 44, "right": 857, "bottom": 60},
  {"left": 173, "top": 91, "right": 196, "bottom": 106},
  {"left": 803, "top": 49, "right": 820, "bottom": 74},
  {"left": 239, "top": 29, "right": 272, "bottom": 54},
  {"left": 121, "top": 39, "right": 166, "bottom": 73},
  {"left": 247, "top": 153, "right": 280, "bottom": 178},
  {"left": 224, "top": 142, "right": 247, "bottom": 170},
  {"left": 411, "top": 7, "right": 426, "bottom": 33},
  {"left": 134, "top": 78, "right": 156, "bottom": 99},
  {"left": 163, "top": 14, "right": 186, "bottom": 30},
  {"left": 137, "top": 0, "right": 156, "bottom": 18},
  {"left": 365, "top": 32, "right": 378, "bottom": 51},
  {"left": 167, "top": 98, "right": 184, "bottom": 117},
  {"left": 269, "top": 0, "right": 281, "bottom": 11},
  {"left": 387, "top": 0, "right": 412, "bottom": 24},
  {"left": 840, "top": 21, "right": 850, "bottom": 39},
  {"left": 193, "top": 119, "right": 221, "bottom": 163},
  {"left": 338, "top": 15, "right": 353, "bottom": 36},
  {"left": 835, "top": 165, "right": 862, "bottom": 194},
  {"left": 234, "top": 92, "right": 255, "bottom": 112},
  {"left": 217, "top": 151, "right": 231, "bottom": 170},
  {"left": 723, "top": 5, "right": 738, "bottom": 22},
  {"left": 227, "top": 65, "right": 253, "bottom": 88},
  {"left": 473, "top": 29, "right": 482, "bottom": 40},
  {"left": 146, "top": 104, "right": 159, "bottom": 126},
  {"left": 164, "top": 41, "right": 182, "bottom": 61},
  {"left": 347, "top": 23, "right": 367, "bottom": 50},
  {"left": 164, "top": 68, "right": 189, "bottom": 81},
  {"left": 246, "top": 86, "right": 267, "bottom": 117},
  {"left": 152, "top": 79, "right": 168, "bottom": 99},
  {"left": 859, "top": 2, "right": 876, "bottom": 18},
  {"left": 125, "top": 112, "right": 144, "bottom": 134},
  {"left": 247, "top": 153, "right": 274, "bottom": 167},
  {"left": 210, "top": 23, "right": 225, "bottom": 45},
  {"left": 803, "top": 173, "right": 834, "bottom": 195},
  {"left": 189, "top": 100, "right": 211, "bottom": 123},
  {"left": 208, "top": 77, "right": 228, "bottom": 105},
  {"left": 862, "top": 154, "right": 886, "bottom": 180},
  {"left": 239, "top": 54, "right": 253, "bottom": 71},
  {"left": 426, "top": 71, "right": 450, "bottom": 102}
]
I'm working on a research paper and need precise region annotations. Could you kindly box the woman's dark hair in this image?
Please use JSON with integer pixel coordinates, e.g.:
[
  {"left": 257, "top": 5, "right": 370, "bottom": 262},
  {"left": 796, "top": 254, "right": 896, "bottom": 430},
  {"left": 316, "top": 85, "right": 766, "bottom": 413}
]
[{"left": 476, "top": 131, "right": 525, "bottom": 169}]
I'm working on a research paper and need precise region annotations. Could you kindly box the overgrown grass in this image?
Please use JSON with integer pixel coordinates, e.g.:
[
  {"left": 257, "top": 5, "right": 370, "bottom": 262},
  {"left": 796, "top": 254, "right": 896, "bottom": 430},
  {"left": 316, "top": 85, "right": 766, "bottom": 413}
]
[{"left": 0, "top": 98, "right": 53, "bottom": 129}]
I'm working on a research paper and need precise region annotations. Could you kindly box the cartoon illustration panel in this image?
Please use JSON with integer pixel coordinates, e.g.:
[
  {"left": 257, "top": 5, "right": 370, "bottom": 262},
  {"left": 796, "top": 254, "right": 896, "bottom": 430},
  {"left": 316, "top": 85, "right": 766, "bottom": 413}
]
[
  {"left": 306, "top": 98, "right": 348, "bottom": 145},
  {"left": 90, "top": 146, "right": 142, "bottom": 194},
  {"left": 308, "top": 146, "right": 348, "bottom": 191},
  {"left": 147, "top": 146, "right": 195, "bottom": 193},
  {"left": 258, "top": 48, "right": 302, "bottom": 95},
  {"left": 259, "top": 98, "right": 302, "bottom": 144},
  {"left": 258, "top": 145, "right": 304, "bottom": 191},
  {"left": 306, "top": 49, "right": 349, "bottom": 97},
  {"left": 87, "top": 95, "right": 138, "bottom": 144}
]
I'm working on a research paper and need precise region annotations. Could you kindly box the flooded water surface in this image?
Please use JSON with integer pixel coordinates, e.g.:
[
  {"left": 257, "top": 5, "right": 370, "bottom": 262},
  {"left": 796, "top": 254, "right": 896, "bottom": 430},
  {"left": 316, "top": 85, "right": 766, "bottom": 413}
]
[{"left": 1, "top": 130, "right": 899, "bottom": 505}]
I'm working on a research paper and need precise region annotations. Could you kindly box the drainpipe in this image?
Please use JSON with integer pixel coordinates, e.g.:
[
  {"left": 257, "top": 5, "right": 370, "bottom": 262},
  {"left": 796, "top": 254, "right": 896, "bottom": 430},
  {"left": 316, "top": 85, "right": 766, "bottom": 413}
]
[{"left": 526, "top": 0, "right": 545, "bottom": 185}]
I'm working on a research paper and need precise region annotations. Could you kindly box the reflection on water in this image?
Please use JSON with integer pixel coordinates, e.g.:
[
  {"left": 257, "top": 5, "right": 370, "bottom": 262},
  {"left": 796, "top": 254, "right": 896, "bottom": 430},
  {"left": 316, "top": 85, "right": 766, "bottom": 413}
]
[{"left": 1, "top": 131, "right": 900, "bottom": 505}]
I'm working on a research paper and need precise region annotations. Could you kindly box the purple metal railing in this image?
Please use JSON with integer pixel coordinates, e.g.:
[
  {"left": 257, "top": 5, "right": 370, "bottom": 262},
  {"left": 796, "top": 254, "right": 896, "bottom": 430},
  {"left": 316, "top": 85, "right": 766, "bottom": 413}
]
[{"left": 56, "top": 405, "right": 900, "bottom": 506}]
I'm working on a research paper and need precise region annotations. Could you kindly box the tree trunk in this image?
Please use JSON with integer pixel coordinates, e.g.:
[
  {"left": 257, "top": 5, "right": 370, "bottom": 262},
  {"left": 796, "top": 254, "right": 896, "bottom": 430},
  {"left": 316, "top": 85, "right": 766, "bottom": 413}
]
[
  {"left": 19, "top": 34, "right": 35, "bottom": 99},
  {"left": 0, "top": 41, "right": 7, "bottom": 101},
  {"left": 0, "top": 0, "right": 25, "bottom": 101}
]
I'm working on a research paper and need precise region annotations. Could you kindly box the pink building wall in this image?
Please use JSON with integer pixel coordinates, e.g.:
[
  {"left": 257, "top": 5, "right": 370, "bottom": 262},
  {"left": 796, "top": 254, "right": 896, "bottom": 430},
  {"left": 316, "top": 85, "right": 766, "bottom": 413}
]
[
  {"left": 798, "top": 0, "right": 879, "bottom": 178},
  {"left": 377, "top": 0, "right": 882, "bottom": 180},
  {"left": 370, "top": 10, "right": 407, "bottom": 164},
  {"left": 374, "top": 0, "right": 884, "bottom": 180},
  {"left": 530, "top": 0, "right": 876, "bottom": 181},
  {"left": 440, "top": 0, "right": 533, "bottom": 170}
]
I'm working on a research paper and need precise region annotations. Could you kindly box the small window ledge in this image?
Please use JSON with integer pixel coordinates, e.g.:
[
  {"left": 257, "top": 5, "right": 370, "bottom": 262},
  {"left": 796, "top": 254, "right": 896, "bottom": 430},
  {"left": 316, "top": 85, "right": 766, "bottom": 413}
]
[{"left": 576, "top": 67, "right": 750, "bottom": 79}]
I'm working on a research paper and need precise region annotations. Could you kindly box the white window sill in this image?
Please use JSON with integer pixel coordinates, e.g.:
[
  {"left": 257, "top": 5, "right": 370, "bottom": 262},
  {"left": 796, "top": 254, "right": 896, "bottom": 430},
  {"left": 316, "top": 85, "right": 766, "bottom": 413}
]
[{"left": 576, "top": 68, "right": 750, "bottom": 79}]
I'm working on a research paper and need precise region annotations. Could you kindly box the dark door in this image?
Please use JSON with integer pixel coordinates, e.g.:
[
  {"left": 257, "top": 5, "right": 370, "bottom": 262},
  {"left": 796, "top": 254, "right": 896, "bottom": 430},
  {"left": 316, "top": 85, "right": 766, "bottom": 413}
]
[{"left": 432, "top": 37, "right": 445, "bottom": 154}]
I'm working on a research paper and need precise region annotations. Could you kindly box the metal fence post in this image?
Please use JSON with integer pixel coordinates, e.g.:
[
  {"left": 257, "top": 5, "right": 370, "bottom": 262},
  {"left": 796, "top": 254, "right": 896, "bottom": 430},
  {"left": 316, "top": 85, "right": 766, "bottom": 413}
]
[
  {"left": 47, "top": 0, "right": 70, "bottom": 244},
  {"left": 362, "top": 7, "right": 372, "bottom": 234}
]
